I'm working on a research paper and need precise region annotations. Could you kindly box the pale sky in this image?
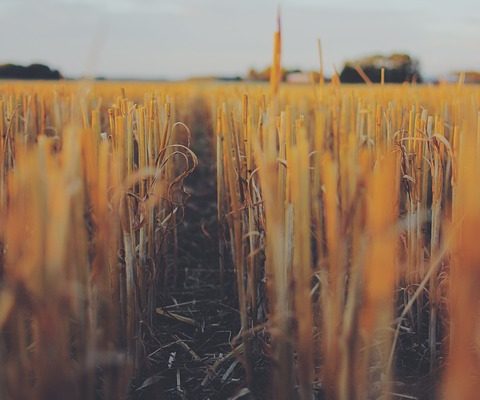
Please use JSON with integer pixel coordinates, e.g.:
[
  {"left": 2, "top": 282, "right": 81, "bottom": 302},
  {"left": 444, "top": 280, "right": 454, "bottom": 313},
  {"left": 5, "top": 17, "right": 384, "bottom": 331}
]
[{"left": 0, "top": 0, "right": 479, "bottom": 79}]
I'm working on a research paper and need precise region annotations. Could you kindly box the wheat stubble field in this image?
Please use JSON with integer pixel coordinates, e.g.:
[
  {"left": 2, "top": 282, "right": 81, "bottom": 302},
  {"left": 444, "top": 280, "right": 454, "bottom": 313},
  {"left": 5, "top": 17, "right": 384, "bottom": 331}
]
[{"left": 0, "top": 78, "right": 480, "bottom": 400}]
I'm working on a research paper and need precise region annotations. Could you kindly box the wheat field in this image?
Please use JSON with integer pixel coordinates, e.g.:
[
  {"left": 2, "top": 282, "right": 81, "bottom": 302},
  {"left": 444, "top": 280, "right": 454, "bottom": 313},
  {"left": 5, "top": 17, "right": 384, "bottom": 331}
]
[{"left": 0, "top": 79, "right": 479, "bottom": 400}]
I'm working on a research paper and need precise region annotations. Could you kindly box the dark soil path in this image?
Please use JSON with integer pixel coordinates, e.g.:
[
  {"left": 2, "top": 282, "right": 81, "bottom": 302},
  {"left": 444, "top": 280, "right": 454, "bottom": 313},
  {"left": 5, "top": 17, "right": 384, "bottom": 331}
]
[{"left": 132, "top": 97, "right": 247, "bottom": 400}]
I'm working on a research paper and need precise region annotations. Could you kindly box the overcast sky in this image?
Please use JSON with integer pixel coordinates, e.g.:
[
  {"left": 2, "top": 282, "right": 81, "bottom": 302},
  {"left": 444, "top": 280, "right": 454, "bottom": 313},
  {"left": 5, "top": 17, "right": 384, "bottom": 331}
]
[{"left": 0, "top": 0, "right": 479, "bottom": 79}]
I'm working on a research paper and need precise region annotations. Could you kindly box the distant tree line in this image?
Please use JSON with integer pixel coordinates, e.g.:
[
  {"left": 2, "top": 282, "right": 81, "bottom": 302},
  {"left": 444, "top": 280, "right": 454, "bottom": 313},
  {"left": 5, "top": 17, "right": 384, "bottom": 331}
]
[
  {"left": 339, "top": 53, "right": 421, "bottom": 83},
  {"left": 246, "top": 53, "right": 422, "bottom": 84},
  {"left": 0, "top": 64, "right": 62, "bottom": 80}
]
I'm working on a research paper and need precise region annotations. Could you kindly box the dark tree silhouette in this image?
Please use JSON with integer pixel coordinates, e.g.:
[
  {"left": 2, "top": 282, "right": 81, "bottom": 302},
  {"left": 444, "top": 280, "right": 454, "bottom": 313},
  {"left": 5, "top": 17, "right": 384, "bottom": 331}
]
[
  {"left": 0, "top": 64, "right": 62, "bottom": 80},
  {"left": 340, "top": 53, "right": 421, "bottom": 84}
]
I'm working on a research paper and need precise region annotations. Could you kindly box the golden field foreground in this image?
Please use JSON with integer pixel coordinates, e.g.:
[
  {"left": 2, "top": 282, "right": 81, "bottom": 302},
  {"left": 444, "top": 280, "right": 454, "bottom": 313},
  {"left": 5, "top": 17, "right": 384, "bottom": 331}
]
[{"left": 0, "top": 81, "right": 480, "bottom": 400}]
